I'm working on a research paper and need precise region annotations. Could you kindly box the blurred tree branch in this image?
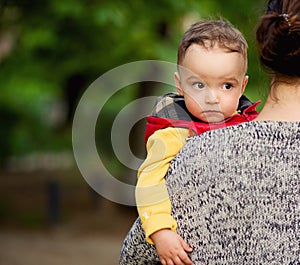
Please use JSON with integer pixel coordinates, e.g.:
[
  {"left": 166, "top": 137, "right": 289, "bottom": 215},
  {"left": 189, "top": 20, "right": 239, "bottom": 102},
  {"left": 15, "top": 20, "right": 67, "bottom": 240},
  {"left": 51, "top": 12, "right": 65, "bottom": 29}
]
[{"left": 0, "top": 0, "right": 266, "bottom": 171}]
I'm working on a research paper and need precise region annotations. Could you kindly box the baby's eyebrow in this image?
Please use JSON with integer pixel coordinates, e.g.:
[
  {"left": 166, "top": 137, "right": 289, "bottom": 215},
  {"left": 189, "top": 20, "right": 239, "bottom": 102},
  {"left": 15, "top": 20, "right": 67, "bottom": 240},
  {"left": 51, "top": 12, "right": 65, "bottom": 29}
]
[
  {"left": 223, "top": 77, "right": 239, "bottom": 83},
  {"left": 185, "top": 75, "right": 202, "bottom": 82},
  {"left": 216, "top": 74, "right": 239, "bottom": 82}
]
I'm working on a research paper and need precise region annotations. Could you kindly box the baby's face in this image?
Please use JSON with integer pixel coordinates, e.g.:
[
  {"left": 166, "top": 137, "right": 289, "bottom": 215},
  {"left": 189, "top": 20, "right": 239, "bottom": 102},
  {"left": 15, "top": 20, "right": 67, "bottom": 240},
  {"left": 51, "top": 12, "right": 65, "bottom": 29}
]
[{"left": 176, "top": 44, "right": 248, "bottom": 123}]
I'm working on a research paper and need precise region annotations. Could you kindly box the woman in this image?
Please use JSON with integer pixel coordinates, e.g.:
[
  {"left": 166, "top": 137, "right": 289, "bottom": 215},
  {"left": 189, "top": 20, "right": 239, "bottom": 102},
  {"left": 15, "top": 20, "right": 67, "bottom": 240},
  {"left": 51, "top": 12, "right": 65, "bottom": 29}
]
[{"left": 120, "top": 0, "right": 300, "bottom": 264}]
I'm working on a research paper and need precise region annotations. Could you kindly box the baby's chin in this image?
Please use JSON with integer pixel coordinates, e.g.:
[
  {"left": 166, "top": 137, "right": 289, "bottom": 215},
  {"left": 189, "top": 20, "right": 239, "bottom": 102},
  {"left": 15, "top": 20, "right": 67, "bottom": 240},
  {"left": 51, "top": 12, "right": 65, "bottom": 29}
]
[{"left": 204, "top": 119, "right": 226, "bottom": 124}]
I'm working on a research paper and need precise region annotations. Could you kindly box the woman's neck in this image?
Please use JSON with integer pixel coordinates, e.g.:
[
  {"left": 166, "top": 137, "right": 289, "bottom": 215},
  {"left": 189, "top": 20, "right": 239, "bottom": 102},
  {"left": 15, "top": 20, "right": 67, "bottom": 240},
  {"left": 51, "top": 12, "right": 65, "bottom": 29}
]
[{"left": 255, "top": 80, "right": 300, "bottom": 122}]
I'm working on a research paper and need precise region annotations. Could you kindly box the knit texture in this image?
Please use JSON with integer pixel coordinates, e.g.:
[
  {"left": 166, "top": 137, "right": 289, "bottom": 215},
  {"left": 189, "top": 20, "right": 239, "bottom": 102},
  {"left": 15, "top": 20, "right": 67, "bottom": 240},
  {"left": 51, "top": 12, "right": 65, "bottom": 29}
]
[{"left": 120, "top": 121, "right": 300, "bottom": 264}]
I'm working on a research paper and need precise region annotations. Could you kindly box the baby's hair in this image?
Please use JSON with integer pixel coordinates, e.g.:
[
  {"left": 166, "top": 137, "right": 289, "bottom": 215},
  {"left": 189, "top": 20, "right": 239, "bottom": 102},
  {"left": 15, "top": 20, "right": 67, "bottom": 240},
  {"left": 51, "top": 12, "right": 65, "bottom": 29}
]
[
  {"left": 256, "top": 0, "right": 300, "bottom": 77},
  {"left": 177, "top": 19, "right": 248, "bottom": 71}
]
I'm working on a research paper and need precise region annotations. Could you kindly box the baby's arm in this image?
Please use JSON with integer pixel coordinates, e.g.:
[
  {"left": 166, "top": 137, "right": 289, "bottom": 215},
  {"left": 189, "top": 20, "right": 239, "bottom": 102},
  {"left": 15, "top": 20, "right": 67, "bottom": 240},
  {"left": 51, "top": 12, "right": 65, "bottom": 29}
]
[
  {"left": 136, "top": 127, "right": 188, "bottom": 242},
  {"left": 136, "top": 127, "right": 193, "bottom": 264}
]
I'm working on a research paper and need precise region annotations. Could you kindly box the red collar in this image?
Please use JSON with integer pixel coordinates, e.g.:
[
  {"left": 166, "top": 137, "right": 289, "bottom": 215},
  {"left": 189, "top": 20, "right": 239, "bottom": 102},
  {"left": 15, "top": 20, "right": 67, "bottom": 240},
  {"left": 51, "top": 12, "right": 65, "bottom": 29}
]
[{"left": 144, "top": 101, "right": 260, "bottom": 143}]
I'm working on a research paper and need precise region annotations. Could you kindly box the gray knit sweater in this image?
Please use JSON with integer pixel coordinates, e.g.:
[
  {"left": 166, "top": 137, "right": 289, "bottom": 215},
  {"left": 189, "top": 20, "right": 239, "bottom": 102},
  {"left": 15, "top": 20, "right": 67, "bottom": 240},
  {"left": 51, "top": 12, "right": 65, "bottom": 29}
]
[{"left": 120, "top": 121, "right": 300, "bottom": 264}]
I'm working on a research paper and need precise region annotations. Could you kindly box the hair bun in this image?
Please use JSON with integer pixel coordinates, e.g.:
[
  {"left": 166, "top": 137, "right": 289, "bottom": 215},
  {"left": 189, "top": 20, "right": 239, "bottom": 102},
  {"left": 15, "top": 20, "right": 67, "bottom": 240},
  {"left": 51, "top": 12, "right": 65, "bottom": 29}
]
[{"left": 256, "top": 7, "right": 300, "bottom": 77}]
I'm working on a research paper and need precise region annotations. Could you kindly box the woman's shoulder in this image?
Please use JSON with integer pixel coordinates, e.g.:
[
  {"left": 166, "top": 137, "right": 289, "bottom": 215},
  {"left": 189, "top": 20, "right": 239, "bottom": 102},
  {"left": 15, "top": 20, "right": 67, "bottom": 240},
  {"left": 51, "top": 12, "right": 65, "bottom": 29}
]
[
  {"left": 187, "top": 121, "right": 300, "bottom": 145},
  {"left": 173, "top": 121, "right": 300, "bottom": 166},
  {"left": 166, "top": 121, "right": 300, "bottom": 197}
]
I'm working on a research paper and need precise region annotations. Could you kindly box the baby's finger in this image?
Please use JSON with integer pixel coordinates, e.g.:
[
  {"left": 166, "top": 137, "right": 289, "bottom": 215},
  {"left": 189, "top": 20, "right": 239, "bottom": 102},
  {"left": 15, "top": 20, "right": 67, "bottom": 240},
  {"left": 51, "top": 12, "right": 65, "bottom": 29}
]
[
  {"left": 172, "top": 255, "right": 186, "bottom": 265},
  {"left": 178, "top": 251, "right": 193, "bottom": 265},
  {"left": 180, "top": 237, "right": 193, "bottom": 252},
  {"left": 165, "top": 258, "right": 175, "bottom": 265}
]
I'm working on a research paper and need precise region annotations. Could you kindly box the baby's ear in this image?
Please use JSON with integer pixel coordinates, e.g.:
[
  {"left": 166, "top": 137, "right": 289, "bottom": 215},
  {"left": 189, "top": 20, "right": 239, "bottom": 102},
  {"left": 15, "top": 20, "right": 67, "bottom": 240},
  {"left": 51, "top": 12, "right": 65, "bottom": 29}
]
[
  {"left": 241, "top": 75, "right": 249, "bottom": 94},
  {"left": 174, "top": 72, "right": 183, "bottom": 95}
]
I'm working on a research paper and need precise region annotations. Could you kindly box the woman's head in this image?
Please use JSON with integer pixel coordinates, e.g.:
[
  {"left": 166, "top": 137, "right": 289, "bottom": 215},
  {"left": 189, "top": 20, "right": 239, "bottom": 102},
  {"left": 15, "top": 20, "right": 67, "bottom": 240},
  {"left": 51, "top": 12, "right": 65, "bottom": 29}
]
[{"left": 256, "top": 0, "right": 300, "bottom": 78}]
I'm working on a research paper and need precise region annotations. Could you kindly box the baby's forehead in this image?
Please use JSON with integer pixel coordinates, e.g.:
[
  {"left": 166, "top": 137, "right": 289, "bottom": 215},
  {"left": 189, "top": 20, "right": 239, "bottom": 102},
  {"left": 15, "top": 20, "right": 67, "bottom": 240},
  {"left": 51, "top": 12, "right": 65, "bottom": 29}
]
[
  {"left": 179, "top": 46, "right": 247, "bottom": 77},
  {"left": 183, "top": 43, "right": 245, "bottom": 62},
  {"left": 182, "top": 42, "right": 247, "bottom": 71}
]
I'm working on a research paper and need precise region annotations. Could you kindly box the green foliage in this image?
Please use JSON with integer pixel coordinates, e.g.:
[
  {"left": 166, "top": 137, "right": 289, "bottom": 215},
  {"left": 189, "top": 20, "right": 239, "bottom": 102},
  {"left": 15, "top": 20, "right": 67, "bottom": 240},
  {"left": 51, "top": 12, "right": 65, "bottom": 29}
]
[{"left": 0, "top": 0, "right": 267, "bottom": 167}]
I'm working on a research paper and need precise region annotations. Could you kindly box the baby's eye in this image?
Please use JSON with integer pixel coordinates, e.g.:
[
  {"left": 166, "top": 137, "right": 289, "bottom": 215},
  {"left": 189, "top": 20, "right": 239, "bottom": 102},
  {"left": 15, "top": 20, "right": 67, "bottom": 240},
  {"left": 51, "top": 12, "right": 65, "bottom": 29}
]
[
  {"left": 222, "top": 83, "right": 232, "bottom": 90},
  {"left": 192, "top": 82, "right": 205, "bottom": 89}
]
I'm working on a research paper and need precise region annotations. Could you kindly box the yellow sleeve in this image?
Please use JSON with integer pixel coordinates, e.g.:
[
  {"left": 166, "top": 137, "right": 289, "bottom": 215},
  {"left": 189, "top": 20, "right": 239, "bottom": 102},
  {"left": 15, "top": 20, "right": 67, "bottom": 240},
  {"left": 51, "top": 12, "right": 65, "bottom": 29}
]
[{"left": 135, "top": 127, "right": 189, "bottom": 244}]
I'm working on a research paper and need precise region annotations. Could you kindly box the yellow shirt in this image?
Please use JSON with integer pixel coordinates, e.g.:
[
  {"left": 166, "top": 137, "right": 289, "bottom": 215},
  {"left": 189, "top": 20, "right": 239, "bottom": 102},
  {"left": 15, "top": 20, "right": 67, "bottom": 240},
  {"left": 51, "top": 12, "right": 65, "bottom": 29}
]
[{"left": 135, "top": 127, "right": 190, "bottom": 244}]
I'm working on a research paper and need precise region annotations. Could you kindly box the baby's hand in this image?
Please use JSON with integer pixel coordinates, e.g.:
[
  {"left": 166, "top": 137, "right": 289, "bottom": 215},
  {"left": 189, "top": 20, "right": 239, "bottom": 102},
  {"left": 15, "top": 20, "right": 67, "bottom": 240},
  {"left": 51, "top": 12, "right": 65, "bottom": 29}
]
[{"left": 150, "top": 229, "right": 193, "bottom": 265}]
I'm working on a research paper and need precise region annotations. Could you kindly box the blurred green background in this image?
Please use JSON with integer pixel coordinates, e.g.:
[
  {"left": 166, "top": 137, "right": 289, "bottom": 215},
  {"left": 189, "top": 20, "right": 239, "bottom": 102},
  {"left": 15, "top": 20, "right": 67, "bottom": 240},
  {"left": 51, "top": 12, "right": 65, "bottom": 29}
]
[{"left": 0, "top": 0, "right": 269, "bottom": 264}]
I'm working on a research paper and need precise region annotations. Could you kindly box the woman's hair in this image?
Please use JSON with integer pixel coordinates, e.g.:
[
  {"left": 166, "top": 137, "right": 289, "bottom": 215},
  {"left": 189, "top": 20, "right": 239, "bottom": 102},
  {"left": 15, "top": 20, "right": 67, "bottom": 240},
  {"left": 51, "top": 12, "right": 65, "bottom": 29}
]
[
  {"left": 177, "top": 19, "right": 248, "bottom": 71},
  {"left": 256, "top": 0, "right": 300, "bottom": 77}
]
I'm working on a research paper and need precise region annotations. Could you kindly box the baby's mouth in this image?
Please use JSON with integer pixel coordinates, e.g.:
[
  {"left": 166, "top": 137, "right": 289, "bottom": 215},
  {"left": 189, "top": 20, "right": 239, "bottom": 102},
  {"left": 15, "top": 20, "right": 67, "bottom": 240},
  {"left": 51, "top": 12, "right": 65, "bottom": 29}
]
[{"left": 202, "top": 110, "right": 222, "bottom": 114}]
